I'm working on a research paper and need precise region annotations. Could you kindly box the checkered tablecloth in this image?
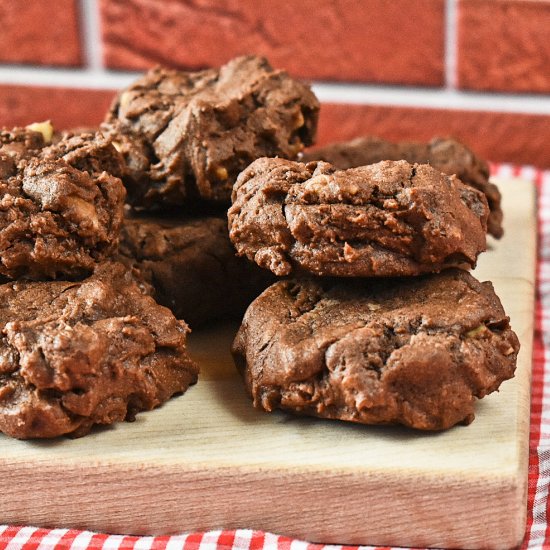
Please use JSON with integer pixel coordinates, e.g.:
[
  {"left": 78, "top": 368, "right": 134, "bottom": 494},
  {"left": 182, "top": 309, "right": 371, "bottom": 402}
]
[{"left": 1, "top": 163, "right": 549, "bottom": 550}]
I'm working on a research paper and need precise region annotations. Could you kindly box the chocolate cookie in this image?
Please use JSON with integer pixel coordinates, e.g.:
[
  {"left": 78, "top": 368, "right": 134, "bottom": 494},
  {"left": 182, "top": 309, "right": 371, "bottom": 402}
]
[
  {"left": 232, "top": 270, "right": 519, "bottom": 430},
  {"left": 228, "top": 158, "right": 488, "bottom": 277},
  {"left": 103, "top": 55, "right": 319, "bottom": 207},
  {"left": 0, "top": 262, "right": 198, "bottom": 439},
  {"left": 303, "top": 136, "right": 503, "bottom": 238},
  {"left": 119, "top": 215, "right": 275, "bottom": 327},
  {"left": 0, "top": 131, "right": 126, "bottom": 279}
]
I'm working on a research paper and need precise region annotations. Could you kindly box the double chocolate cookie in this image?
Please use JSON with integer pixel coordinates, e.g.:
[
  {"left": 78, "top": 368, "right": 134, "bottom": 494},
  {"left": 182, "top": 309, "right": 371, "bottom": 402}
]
[
  {"left": 0, "top": 262, "right": 198, "bottom": 439},
  {"left": 304, "top": 136, "right": 503, "bottom": 238},
  {"left": 0, "top": 127, "right": 126, "bottom": 280},
  {"left": 232, "top": 270, "right": 519, "bottom": 430},
  {"left": 103, "top": 55, "right": 319, "bottom": 207},
  {"left": 228, "top": 157, "right": 488, "bottom": 277},
  {"left": 119, "top": 215, "right": 274, "bottom": 327}
]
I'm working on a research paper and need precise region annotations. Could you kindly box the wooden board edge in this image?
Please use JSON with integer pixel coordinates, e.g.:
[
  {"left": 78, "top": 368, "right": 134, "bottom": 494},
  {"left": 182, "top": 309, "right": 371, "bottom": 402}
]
[{"left": 0, "top": 459, "right": 529, "bottom": 549}]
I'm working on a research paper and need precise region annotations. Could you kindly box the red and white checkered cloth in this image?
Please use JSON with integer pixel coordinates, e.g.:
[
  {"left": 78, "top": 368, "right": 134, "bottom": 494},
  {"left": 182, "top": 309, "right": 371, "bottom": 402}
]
[{"left": 1, "top": 163, "right": 549, "bottom": 550}]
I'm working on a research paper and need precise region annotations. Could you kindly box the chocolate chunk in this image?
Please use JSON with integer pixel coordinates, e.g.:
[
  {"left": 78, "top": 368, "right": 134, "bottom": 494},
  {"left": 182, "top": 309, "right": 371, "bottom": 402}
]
[
  {"left": 0, "top": 262, "right": 198, "bottom": 439},
  {"left": 103, "top": 55, "right": 319, "bottom": 207},
  {"left": 228, "top": 158, "right": 488, "bottom": 277},
  {"left": 304, "top": 136, "right": 503, "bottom": 238},
  {"left": 232, "top": 270, "right": 519, "bottom": 430},
  {"left": 118, "top": 215, "right": 275, "bottom": 327}
]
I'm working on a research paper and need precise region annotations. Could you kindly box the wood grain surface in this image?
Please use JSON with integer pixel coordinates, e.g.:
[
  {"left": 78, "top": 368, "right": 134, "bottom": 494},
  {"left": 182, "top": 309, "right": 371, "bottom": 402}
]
[{"left": 0, "top": 178, "right": 536, "bottom": 549}]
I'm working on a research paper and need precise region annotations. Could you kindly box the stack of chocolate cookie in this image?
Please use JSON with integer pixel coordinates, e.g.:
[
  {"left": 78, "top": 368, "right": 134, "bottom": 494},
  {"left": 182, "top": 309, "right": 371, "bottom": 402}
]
[
  {"left": 228, "top": 144, "right": 519, "bottom": 430},
  {"left": 0, "top": 124, "right": 198, "bottom": 439},
  {"left": 0, "top": 55, "right": 322, "bottom": 439},
  {"left": 105, "top": 55, "right": 320, "bottom": 327}
]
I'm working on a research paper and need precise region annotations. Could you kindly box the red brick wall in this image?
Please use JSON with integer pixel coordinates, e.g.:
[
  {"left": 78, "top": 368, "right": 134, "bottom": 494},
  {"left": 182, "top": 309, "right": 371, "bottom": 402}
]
[
  {"left": 0, "top": 0, "right": 548, "bottom": 168},
  {"left": 101, "top": 0, "right": 446, "bottom": 86}
]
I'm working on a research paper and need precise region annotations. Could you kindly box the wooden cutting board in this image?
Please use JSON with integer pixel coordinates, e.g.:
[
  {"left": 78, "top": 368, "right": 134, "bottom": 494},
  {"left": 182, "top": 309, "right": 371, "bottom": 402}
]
[{"left": 0, "top": 178, "right": 536, "bottom": 550}]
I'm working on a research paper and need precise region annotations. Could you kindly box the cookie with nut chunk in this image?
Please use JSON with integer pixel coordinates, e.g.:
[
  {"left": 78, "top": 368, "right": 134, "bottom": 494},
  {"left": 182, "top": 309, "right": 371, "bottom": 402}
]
[
  {"left": 0, "top": 124, "right": 126, "bottom": 279},
  {"left": 232, "top": 270, "right": 519, "bottom": 430},
  {"left": 0, "top": 261, "right": 198, "bottom": 439},
  {"left": 102, "top": 55, "right": 319, "bottom": 208},
  {"left": 228, "top": 157, "right": 489, "bottom": 278}
]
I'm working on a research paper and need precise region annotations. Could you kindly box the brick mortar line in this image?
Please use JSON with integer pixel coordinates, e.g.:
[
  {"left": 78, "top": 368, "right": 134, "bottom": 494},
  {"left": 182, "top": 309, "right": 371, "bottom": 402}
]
[
  {"left": 0, "top": 66, "right": 140, "bottom": 89},
  {"left": 0, "top": 65, "right": 548, "bottom": 115},
  {"left": 312, "top": 83, "right": 550, "bottom": 115},
  {"left": 79, "top": 0, "right": 103, "bottom": 70},
  {"left": 444, "top": 0, "right": 458, "bottom": 89}
]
